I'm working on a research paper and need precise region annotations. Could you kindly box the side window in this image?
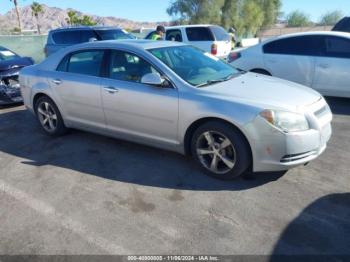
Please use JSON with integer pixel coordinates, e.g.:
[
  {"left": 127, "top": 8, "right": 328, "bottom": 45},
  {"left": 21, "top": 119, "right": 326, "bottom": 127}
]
[
  {"left": 80, "top": 30, "right": 98, "bottom": 42},
  {"left": 324, "top": 36, "right": 350, "bottom": 58},
  {"left": 263, "top": 36, "right": 323, "bottom": 56},
  {"left": 52, "top": 31, "right": 82, "bottom": 45},
  {"left": 63, "top": 50, "right": 104, "bottom": 77},
  {"left": 108, "top": 50, "right": 158, "bottom": 83},
  {"left": 186, "top": 27, "right": 214, "bottom": 41},
  {"left": 166, "top": 29, "right": 183, "bottom": 42}
]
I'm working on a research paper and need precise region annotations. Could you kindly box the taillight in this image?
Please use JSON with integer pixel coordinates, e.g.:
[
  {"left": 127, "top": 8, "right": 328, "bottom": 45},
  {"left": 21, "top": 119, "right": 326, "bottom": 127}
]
[
  {"left": 228, "top": 52, "right": 241, "bottom": 63},
  {"left": 211, "top": 43, "right": 218, "bottom": 56}
]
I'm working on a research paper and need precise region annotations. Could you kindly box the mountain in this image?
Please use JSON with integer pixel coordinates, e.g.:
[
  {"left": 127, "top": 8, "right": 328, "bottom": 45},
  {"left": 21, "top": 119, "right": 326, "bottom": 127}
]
[{"left": 0, "top": 4, "right": 168, "bottom": 33}]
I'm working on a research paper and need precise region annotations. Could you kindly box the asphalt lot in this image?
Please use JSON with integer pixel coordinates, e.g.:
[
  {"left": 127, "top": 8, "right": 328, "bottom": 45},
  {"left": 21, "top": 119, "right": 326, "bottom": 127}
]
[{"left": 0, "top": 97, "right": 349, "bottom": 255}]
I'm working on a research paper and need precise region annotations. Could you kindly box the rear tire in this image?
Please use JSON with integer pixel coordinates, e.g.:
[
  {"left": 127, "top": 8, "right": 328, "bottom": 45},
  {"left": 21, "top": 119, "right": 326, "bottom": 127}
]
[
  {"left": 34, "top": 96, "right": 67, "bottom": 136},
  {"left": 191, "top": 121, "right": 251, "bottom": 180},
  {"left": 250, "top": 69, "right": 271, "bottom": 76}
]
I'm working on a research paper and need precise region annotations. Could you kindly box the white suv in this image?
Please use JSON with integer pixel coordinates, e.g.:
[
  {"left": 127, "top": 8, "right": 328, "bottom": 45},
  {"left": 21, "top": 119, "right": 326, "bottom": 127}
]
[{"left": 145, "top": 25, "right": 232, "bottom": 59}]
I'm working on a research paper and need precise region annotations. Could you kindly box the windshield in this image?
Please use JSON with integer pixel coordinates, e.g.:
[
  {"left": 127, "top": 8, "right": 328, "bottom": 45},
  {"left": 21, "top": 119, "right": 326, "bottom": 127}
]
[
  {"left": 149, "top": 45, "right": 240, "bottom": 87},
  {"left": 0, "top": 48, "right": 19, "bottom": 61},
  {"left": 95, "top": 29, "right": 135, "bottom": 40}
]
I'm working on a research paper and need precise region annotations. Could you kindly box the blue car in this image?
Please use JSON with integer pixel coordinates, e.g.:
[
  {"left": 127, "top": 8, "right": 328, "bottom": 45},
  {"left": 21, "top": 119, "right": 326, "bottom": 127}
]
[{"left": 0, "top": 46, "right": 34, "bottom": 105}]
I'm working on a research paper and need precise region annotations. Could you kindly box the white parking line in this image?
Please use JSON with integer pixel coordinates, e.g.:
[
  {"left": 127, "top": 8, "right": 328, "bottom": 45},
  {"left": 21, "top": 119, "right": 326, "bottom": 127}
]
[{"left": 0, "top": 179, "right": 130, "bottom": 254}]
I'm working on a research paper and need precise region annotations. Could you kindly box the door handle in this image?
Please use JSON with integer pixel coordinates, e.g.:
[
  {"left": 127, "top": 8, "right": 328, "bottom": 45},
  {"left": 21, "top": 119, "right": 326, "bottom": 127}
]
[
  {"left": 318, "top": 63, "right": 330, "bottom": 69},
  {"left": 52, "top": 79, "right": 62, "bottom": 85},
  {"left": 104, "top": 86, "right": 119, "bottom": 94}
]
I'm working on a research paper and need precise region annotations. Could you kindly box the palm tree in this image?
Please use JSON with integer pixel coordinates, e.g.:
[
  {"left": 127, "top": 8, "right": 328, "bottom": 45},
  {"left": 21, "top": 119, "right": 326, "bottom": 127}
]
[
  {"left": 31, "top": 2, "right": 44, "bottom": 34},
  {"left": 10, "top": 0, "right": 22, "bottom": 33}
]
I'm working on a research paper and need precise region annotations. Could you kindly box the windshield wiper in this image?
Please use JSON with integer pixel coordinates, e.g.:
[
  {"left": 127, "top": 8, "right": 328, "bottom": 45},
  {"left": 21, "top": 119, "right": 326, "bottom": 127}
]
[
  {"left": 196, "top": 79, "right": 225, "bottom": 88},
  {"left": 195, "top": 72, "right": 238, "bottom": 88}
]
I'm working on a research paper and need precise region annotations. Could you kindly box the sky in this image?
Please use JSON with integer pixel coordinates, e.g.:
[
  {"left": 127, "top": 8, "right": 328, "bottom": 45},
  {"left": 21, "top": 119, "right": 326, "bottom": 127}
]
[{"left": 0, "top": 0, "right": 349, "bottom": 22}]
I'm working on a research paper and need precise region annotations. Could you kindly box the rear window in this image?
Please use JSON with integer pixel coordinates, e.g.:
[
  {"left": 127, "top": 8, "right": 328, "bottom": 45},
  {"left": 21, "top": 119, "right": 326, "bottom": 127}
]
[
  {"left": 186, "top": 27, "right": 214, "bottom": 41},
  {"left": 210, "top": 26, "right": 230, "bottom": 41}
]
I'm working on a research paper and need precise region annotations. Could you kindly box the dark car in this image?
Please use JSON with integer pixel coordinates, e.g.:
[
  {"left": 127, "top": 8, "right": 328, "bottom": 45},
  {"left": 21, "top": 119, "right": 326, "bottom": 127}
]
[
  {"left": 332, "top": 17, "right": 350, "bottom": 33},
  {"left": 44, "top": 26, "right": 135, "bottom": 57},
  {"left": 0, "top": 46, "right": 34, "bottom": 105}
]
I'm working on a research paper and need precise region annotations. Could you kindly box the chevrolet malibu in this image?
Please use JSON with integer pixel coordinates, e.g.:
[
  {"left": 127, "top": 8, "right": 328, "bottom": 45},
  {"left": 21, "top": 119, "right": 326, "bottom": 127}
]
[{"left": 19, "top": 40, "right": 332, "bottom": 180}]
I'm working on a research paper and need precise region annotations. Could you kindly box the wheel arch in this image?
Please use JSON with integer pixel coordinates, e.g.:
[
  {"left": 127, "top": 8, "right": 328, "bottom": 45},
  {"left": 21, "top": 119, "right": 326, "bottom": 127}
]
[
  {"left": 250, "top": 68, "right": 272, "bottom": 76},
  {"left": 183, "top": 117, "right": 253, "bottom": 166}
]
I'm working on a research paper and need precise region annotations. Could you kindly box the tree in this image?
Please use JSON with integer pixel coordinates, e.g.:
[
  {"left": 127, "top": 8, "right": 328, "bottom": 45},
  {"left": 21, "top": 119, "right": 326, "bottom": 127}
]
[
  {"left": 167, "top": 0, "right": 281, "bottom": 37},
  {"left": 259, "top": 0, "right": 282, "bottom": 27},
  {"left": 31, "top": 2, "right": 44, "bottom": 34},
  {"left": 66, "top": 10, "right": 97, "bottom": 26},
  {"left": 286, "top": 10, "right": 311, "bottom": 27},
  {"left": 167, "top": 0, "right": 224, "bottom": 25},
  {"left": 10, "top": 0, "right": 22, "bottom": 33},
  {"left": 319, "top": 10, "right": 343, "bottom": 26},
  {"left": 221, "top": 0, "right": 239, "bottom": 30},
  {"left": 240, "top": 0, "right": 264, "bottom": 37}
]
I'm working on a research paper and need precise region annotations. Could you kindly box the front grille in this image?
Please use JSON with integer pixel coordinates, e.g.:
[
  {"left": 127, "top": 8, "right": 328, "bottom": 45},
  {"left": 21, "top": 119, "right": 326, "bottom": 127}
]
[{"left": 281, "top": 151, "right": 316, "bottom": 163}]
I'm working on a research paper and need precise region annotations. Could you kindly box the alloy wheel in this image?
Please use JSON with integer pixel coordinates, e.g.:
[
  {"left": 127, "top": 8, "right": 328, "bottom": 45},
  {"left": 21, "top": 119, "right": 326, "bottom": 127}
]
[
  {"left": 196, "top": 131, "right": 236, "bottom": 174},
  {"left": 37, "top": 102, "right": 58, "bottom": 132}
]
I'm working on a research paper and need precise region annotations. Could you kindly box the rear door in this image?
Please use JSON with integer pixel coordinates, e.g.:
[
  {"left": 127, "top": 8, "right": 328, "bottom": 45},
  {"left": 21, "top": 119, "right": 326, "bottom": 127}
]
[
  {"left": 48, "top": 49, "right": 106, "bottom": 129},
  {"left": 313, "top": 36, "right": 350, "bottom": 97},
  {"left": 263, "top": 35, "right": 321, "bottom": 87}
]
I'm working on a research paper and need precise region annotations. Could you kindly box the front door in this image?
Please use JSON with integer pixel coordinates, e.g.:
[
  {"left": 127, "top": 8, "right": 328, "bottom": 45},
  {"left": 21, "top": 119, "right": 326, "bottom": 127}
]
[{"left": 100, "top": 50, "right": 179, "bottom": 145}]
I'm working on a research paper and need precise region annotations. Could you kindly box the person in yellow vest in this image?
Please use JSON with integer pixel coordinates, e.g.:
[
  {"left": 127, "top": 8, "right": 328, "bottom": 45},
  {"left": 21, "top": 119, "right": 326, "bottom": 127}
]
[{"left": 151, "top": 25, "right": 166, "bottom": 41}]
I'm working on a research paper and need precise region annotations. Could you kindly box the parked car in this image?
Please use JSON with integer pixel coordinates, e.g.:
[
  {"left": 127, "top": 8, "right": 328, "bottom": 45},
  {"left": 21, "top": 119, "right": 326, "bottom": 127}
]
[
  {"left": 145, "top": 25, "right": 232, "bottom": 59},
  {"left": 229, "top": 31, "right": 350, "bottom": 98},
  {"left": 0, "top": 46, "right": 34, "bottom": 105},
  {"left": 332, "top": 17, "right": 350, "bottom": 33},
  {"left": 44, "top": 26, "right": 135, "bottom": 57},
  {"left": 20, "top": 40, "right": 332, "bottom": 180}
]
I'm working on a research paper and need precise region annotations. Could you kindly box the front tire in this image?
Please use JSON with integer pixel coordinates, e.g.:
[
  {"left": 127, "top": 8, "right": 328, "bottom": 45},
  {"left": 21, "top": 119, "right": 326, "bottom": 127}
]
[
  {"left": 191, "top": 121, "right": 251, "bottom": 180},
  {"left": 35, "top": 96, "right": 67, "bottom": 136}
]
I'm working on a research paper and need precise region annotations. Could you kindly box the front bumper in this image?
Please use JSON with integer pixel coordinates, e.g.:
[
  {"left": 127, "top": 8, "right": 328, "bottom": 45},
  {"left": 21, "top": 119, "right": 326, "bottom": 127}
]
[{"left": 247, "top": 98, "right": 333, "bottom": 172}]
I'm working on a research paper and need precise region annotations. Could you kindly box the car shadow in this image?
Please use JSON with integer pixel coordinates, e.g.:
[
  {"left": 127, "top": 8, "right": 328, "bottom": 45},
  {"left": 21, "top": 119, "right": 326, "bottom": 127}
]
[
  {"left": 325, "top": 97, "right": 350, "bottom": 116},
  {"left": 270, "top": 193, "right": 350, "bottom": 260},
  {"left": 0, "top": 107, "right": 287, "bottom": 191}
]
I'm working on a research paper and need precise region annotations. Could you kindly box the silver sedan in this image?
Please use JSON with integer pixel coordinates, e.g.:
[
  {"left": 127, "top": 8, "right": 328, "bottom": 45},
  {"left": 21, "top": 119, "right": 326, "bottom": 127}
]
[{"left": 19, "top": 40, "right": 332, "bottom": 180}]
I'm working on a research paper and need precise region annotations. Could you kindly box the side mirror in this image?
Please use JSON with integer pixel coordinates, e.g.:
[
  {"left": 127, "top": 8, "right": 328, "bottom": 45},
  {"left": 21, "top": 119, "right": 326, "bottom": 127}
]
[{"left": 141, "top": 73, "right": 164, "bottom": 86}]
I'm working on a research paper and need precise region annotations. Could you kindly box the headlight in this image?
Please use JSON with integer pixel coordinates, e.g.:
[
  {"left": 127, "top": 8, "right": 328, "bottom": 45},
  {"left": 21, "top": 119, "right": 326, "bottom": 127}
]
[{"left": 260, "top": 109, "right": 309, "bottom": 132}]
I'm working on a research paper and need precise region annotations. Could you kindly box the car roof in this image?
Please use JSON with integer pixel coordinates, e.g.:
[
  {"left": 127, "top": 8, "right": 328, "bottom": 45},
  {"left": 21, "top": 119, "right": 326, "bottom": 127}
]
[
  {"left": 264, "top": 30, "right": 350, "bottom": 43},
  {"left": 68, "top": 39, "right": 188, "bottom": 51},
  {"left": 165, "top": 24, "right": 215, "bottom": 30},
  {"left": 49, "top": 26, "right": 123, "bottom": 33}
]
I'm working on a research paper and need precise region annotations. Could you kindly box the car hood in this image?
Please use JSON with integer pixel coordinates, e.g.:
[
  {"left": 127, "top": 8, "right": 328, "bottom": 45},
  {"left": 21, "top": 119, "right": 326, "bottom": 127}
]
[
  {"left": 200, "top": 72, "right": 321, "bottom": 110},
  {"left": 0, "top": 57, "right": 34, "bottom": 71}
]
